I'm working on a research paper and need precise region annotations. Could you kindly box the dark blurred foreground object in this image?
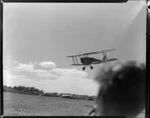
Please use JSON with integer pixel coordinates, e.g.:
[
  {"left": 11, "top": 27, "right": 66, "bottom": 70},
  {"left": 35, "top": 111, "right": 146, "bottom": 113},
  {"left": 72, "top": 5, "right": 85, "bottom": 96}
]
[{"left": 93, "top": 61, "right": 146, "bottom": 117}]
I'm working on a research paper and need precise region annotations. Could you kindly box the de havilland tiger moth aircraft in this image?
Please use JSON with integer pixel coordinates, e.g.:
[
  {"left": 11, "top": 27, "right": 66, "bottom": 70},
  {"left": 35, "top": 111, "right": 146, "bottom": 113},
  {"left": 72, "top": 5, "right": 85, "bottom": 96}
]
[{"left": 67, "top": 48, "right": 118, "bottom": 70}]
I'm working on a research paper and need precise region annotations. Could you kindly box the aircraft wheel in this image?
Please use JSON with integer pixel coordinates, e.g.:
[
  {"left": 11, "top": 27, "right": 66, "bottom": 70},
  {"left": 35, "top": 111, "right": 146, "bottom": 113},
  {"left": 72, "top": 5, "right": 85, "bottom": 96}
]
[
  {"left": 82, "top": 67, "right": 85, "bottom": 70},
  {"left": 90, "top": 66, "right": 93, "bottom": 69}
]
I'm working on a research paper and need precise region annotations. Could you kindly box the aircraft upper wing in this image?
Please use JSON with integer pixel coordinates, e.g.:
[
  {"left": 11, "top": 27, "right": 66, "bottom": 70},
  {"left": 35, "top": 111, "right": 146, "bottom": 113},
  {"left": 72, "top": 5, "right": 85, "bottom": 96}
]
[
  {"left": 66, "top": 55, "right": 81, "bottom": 57},
  {"left": 67, "top": 48, "right": 116, "bottom": 57},
  {"left": 83, "top": 48, "right": 116, "bottom": 55}
]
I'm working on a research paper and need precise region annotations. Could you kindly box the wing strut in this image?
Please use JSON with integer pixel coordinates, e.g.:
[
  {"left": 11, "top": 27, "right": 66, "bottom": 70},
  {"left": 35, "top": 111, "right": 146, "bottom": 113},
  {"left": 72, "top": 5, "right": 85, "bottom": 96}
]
[
  {"left": 72, "top": 57, "right": 75, "bottom": 64},
  {"left": 75, "top": 57, "right": 78, "bottom": 64}
]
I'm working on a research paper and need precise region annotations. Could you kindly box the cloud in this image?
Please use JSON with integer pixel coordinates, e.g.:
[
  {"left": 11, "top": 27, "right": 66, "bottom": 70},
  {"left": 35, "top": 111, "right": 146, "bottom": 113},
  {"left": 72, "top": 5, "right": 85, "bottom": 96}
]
[
  {"left": 36, "top": 73, "right": 58, "bottom": 80},
  {"left": 10, "top": 61, "right": 89, "bottom": 82},
  {"left": 3, "top": 68, "right": 29, "bottom": 86},
  {"left": 4, "top": 61, "right": 97, "bottom": 95},
  {"left": 40, "top": 61, "right": 56, "bottom": 69},
  {"left": 35, "top": 67, "right": 88, "bottom": 80},
  {"left": 13, "top": 62, "right": 35, "bottom": 72},
  {"left": 51, "top": 68, "right": 88, "bottom": 78},
  {"left": 13, "top": 62, "right": 58, "bottom": 80},
  {"left": 13, "top": 62, "right": 53, "bottom": 73},
  {"left": 13, "top": 61, "right": 56, "bottom": 71}
]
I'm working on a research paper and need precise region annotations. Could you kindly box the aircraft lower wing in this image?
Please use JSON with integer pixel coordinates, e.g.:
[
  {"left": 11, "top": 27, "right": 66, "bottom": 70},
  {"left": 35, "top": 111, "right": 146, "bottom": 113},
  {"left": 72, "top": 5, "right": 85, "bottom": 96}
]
[
  {"left": 92, "top": 61, "right": 102, "bottom": 64},
  {"left": 92, "top": 58, "right": 118, "bottom": 65},
  {"left": 106, "top": 58, "right": 118, "bottom": 62},
  {"left": 71, "top": 64, "right": 84, "bottom": 66}
]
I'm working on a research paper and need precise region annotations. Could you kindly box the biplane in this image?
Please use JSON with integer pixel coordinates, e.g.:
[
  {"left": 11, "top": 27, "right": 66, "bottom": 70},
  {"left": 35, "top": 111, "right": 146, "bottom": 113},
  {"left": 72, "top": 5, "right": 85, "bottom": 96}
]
[{"left": 67, "top": 48, "right": 118, "bottom": 70}]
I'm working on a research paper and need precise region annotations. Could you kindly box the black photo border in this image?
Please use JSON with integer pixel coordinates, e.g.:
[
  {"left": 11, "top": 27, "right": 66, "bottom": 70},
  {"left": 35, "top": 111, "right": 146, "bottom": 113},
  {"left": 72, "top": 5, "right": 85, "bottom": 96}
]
[{"left": 0, "top": 1, "right": 149, "bottom": 118}]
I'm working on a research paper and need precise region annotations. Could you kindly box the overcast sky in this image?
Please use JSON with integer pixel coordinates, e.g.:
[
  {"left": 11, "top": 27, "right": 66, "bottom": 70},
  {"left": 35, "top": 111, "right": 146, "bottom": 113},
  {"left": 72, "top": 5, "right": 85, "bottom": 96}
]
[{"left": 3, "top": 1, "right": 146, "bottom": 95}]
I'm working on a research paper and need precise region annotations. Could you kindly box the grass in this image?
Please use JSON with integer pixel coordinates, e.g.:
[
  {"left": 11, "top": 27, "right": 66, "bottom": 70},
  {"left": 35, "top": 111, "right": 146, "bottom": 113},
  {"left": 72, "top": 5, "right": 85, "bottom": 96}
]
[
  {"left": 3, "top": 92, "right": 94, "bottom": 116},
  {"left": 3, "top": 92, "right": 145, "bottom": 117}
]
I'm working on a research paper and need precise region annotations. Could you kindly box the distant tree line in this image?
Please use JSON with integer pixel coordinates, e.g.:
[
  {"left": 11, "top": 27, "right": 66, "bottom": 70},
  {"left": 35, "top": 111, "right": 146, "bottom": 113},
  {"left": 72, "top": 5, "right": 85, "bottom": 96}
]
[
  {"left": 3, "top": 85, "right": 96, "bottom": 101},
  {"left": 3, "top": 85, "right": 44, "bottom": 95},
  {"left": 14, "top": 86, "right": 44, "bottom": 95}
]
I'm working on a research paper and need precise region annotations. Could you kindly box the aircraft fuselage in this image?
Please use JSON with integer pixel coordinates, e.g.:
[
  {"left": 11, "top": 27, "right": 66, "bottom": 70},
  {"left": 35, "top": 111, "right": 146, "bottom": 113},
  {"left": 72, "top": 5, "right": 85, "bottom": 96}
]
[{"left": 80, "top": 57, "right": 100, "bottom": 65}]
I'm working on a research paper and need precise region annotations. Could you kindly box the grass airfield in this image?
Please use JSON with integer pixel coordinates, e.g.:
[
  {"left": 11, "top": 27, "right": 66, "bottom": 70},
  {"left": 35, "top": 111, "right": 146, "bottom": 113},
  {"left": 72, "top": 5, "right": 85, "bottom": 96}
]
[
  {"left": 4, "top": 92, "right": 145, "bottom": 117},
  {"left": 4, "top": 92, "right": 94, "bottom": 116}
]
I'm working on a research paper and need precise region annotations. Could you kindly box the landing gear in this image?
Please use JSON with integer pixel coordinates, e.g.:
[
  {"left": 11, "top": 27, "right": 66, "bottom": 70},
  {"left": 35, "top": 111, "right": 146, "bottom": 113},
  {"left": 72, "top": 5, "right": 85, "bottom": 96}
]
[
  {"left": 90, "top": 66, "right": 93, "bottom": 70},
  {"left": 82, "top": 66, "right": 93, "bottom": 70},
  {"left": 82, "top": 67, "right": 85, "bottom": 70}
]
